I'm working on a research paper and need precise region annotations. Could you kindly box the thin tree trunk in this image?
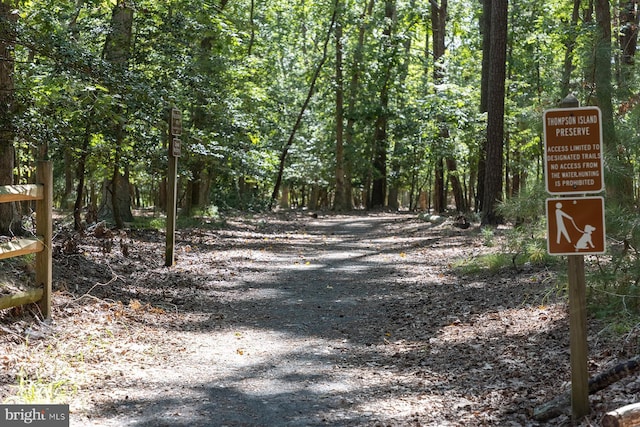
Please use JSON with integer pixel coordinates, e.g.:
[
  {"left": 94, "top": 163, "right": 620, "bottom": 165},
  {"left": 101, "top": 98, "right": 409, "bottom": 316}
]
[
  {"left": 561, "top": 0, "right": 581, "bottom": 97},
  {"left": 334, "top": 8, "right": 347, "bottom": 211},
  {"left": 388, "top": 0, "right": 418, "bottom": 211},
  {"left": 73, "top": 118, "right": 93, "bottom": 230},
  {"left": 431, "top": 0, "right": 463, "bottom": 213},
  {"left": 344, "top": 0, "right": 375, "bottom": 210},
  {"left": 271, "top": 0, "right": 339, "bottom": 208},
  {"left": 369, "top": 0, "right": 396, "bottom": 209},
  {"left": 432, "top": 0, "right": 446, "bottom": 213}
]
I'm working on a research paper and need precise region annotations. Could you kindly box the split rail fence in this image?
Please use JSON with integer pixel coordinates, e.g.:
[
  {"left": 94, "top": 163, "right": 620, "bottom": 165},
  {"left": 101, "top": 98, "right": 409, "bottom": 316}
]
[{"left": 0, "top": 161, "right": 52, "bottom": 318}]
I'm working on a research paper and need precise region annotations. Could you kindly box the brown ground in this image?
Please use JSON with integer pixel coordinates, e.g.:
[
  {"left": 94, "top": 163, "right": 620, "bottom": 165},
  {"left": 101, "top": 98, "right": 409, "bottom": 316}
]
[{"left": 1, "top": 212, "right": 639, "bottom": 426}]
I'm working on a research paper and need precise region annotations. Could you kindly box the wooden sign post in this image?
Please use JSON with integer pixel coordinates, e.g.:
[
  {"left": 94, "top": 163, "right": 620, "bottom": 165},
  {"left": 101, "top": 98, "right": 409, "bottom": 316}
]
[
  {"left": 166, "top": 107, "right": 182, "bottom": 267},
  {"left": 543, "top": 94, "right": 605, "bottom": 420}
]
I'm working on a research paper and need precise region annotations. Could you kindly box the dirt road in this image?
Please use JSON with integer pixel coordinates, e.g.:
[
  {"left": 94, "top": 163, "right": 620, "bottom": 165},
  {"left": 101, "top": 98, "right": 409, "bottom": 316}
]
[{"left": 1, "top": 213, "right": 634, "bottom": 425}]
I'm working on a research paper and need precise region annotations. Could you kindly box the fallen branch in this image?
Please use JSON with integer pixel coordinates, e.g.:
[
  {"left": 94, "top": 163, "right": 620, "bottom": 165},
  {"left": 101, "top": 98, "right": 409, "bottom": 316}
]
[
  {"left": 603, "top": 402, "right": 640, "bottom": 427},
  {"left": 533, "top": 356, "right": 640, "bottom": 422}
]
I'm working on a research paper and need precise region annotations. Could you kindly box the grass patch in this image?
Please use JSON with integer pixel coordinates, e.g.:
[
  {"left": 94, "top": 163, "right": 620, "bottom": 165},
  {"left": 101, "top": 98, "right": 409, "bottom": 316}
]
[
  {"left": 13, "top": 369, "right": 76, "bottom": 404},
  {"left": 131, "top": 205, "right": 225, "bottom": 231},
  {"left": 453, "top": 226, "right": 559, "bottom": 275},
  {"left": 132, "top": 215, "right": 166, "bottom": 230},
  {"left": 452, "top": 253, "right": 514, "bottom": 274}
]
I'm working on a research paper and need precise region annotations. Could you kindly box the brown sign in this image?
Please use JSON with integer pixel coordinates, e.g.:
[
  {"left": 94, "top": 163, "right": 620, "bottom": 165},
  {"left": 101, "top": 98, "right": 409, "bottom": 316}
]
[
  {"left": 171, "top": 108, "right": 182, "bottom": 136},
  {"left": 546, "top": 196, "right": 605, "bottom": 255},
  {"left": 543, "top": 107, "right": 603, "bottom": 194},
  {"left": 171, "top": 138, "right": 181, "bottom": 157}
]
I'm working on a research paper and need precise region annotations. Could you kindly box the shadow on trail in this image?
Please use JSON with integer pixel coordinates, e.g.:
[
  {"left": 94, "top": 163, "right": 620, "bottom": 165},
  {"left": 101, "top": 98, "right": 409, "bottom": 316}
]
[{"left": 67, "top": 213, "right": 570, "bottom": 426}]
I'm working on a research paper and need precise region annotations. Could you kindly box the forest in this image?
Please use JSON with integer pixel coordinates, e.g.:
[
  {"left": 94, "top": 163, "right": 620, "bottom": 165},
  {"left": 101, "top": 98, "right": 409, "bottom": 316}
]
[
  {"left": 0, "top": 0, "right": 636, "bottom": 232},
  {"left": 0, "top": 0, "right": 640, "bottom": 227}
]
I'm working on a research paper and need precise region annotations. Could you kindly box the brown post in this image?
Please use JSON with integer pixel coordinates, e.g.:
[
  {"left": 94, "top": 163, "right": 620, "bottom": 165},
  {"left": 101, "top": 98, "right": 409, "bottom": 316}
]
[
  {"left": 568, "top": 254, "right": 589, "bottom": 418},
  {"left": 165, "top": 107, "right": 181, "bottom": 267},
  {"left": 560, "top": 94, "right": 590, "bottom": 420},
  {"left": 35, "top": 161, "right": 53, "bottom": 319}
]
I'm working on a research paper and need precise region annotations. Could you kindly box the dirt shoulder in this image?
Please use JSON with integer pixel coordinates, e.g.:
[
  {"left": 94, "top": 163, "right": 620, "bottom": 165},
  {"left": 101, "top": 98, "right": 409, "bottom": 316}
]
[{"left": 0, "top": 212, "right": 638, "bottom": 426}]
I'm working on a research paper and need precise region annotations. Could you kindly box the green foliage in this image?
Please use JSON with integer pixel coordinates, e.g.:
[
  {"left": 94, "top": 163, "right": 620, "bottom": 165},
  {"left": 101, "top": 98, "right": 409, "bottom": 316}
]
[
  {"left": 4, "top": 0, "right": 640, "bottom": 229},
  {"left": 497, "top": 182, "right": 547, "bottom": 225},
  {"left": 480, "top": 227, "right": 495, "bottom": 247},
  {"left": 130, "top": 204, "right": 224, "bottom": 230},
  {"left": 453, "top": 252, "right": 513, "bottom": 274},
  {"left": 457, "top": 221, "right": 558, "bottom": 276},
  {"left": 132, "top": 216, "right": 166, "bottom": 231},
  {"left": 585, "top": 203, "right": 640, "bottom": 319},
  {"left": 502, "top": 225, "right": 558, "bottom": 267}
]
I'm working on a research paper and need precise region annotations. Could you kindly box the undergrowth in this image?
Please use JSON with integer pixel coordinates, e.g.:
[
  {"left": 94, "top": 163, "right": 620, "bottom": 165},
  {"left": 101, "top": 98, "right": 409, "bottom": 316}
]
[
  {"left": 585, "top": 204, "right": 640, "bottom": 334},
  {"left": 453, "top": 222, "right": 559, "bottom": 275},
  {"left": 132, "top": 204, "right": 225, "bottom": 230},
  {"left": 462, "top": 185, "right": 640, "bottom": 337}
]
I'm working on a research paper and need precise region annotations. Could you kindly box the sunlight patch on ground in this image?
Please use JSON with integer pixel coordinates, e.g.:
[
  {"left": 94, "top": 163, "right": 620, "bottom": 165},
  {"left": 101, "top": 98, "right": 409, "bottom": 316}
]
[{"left": 206, "top": 284, "right": 291, "bottom": 301}]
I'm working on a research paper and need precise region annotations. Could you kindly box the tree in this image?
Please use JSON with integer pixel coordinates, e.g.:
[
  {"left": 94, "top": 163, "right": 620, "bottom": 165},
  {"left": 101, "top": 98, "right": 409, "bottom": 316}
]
[
  {"left": 0, "top": 1, "right": 18, "bottom": 235},
  {"left": 344, "top": 0, "right": 375, "bottom": 210},
  {"left": 481, "top": 0, "right": 508, "bottom": 225},
  {"left": 593, "top": 0, "right": 634, "bottom": 207},
  {"left": 333, "top": 2, "right": 348, "bottom": 211},
  {"left": 369, "top": 0, "right": 396, "bottom": 209},
  {"left": 97, "top": 2, "right": 135, "bottom": 227},
  {"left": 476, "top": 0, "right": 491, "bottom": 213},
  {"left": 270, "top": 0, "right": 339, "bottom": 208},
  {"left": 619, "top": 0, "right": 638, "bottom": 68},
  {"left": 561, "top": 0, "right": 581, "bottom": 97},
  {"left": 387, "top": 0, "right": 418, "bottom": 211}
]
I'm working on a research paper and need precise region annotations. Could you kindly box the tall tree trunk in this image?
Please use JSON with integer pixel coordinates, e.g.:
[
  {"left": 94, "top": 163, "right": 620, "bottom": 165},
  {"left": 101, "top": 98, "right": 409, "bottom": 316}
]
[
  {"left": 369, "top": 0, "right": 395, "bottom": 209},
  {"left": 477, "top": 0, "right": 492, "bottom": 213},
  {"left": 388, "top": 0, "right": 416, "bottom": 211},
  {"left": 99, "top": 2, "right": 134, "bottom": 227},
  {"left": 561, "top": 0, "right": 581, "bottom": 97},
  {"left": 619, "top": 0, "right": 638, "bottom": 67},
  {"left": 185, "top": 2, "right": 229, "bottom": 214},
  {"left": 0, "top": 2, "right": 18, "bottom": 235},
  {"left": 73, "top": 118, "right": 93, "bottom": 230},
  {"left": 481, "top": 0, "right": 508, "bottom": 225},
  {"left": 595, "top": 0, "right": 634, "bottom": 207},
  {"left": 431, "top": 0, "right": 446, "bottom": 213},
  {"left": 344, "top": 0, "right": 375, "bottom": 210},
  {"left": 271, "top": 0, "right": 339, "bottom": 208},
  {"left": 188, "top": 34, "right": 218, "bottom": 215},
  {"left": 334, "top": 8, "right": 348, "bottom": 211},
  {"left": 431, "top": 0, "right": 465, "bottom": 213},
  {"left": 370, "top": 93, "right": 388, "bottom": 208}
]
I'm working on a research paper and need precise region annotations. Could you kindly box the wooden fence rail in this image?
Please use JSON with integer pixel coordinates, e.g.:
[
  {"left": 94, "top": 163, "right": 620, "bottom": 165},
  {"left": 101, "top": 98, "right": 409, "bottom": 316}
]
[{"left": 0, "top": 161, "right": 53, "bottom": 318}]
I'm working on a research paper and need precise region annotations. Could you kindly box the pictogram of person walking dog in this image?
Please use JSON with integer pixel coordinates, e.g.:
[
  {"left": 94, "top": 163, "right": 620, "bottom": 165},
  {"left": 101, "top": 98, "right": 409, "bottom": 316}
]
[{"left": 554, "top": 201, "right": 596, "bottom": 251}]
